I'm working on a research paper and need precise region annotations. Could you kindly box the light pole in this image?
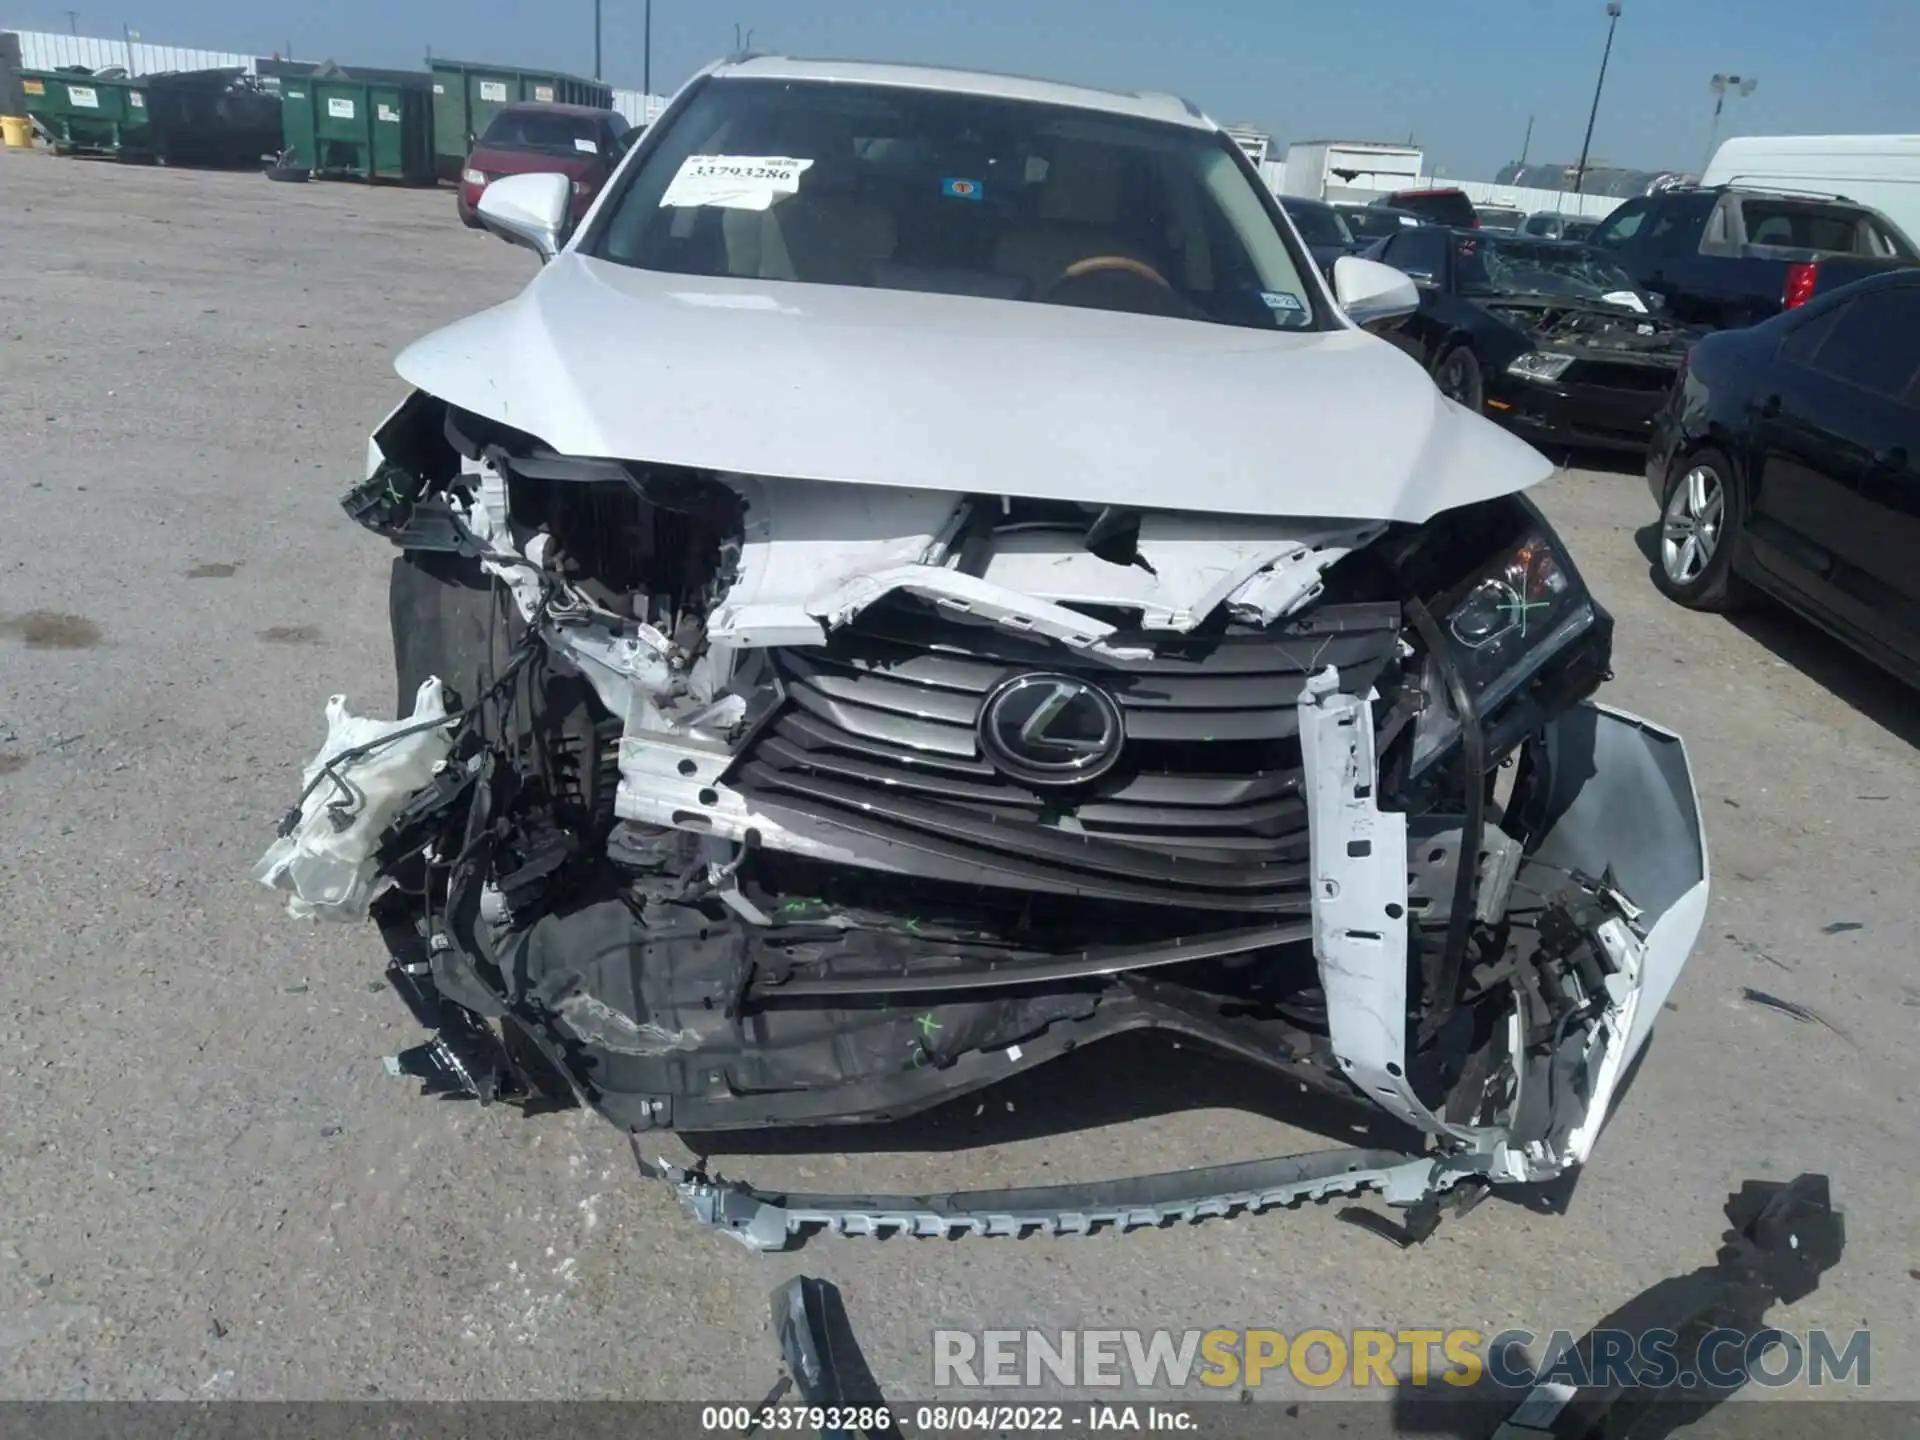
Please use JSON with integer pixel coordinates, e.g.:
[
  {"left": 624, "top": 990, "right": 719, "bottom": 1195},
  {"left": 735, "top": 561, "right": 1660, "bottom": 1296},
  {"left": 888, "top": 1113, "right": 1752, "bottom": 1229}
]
[
  {"left": 643, "top": 0, "right": 653, "bottom": 96},
  {"left": 1572, "top": 2, "right": 1622, "bottom": 197},
  {"left": 593, "top": 0, "right": 602, "bottom": 80},
  {"left": 1704, "top": 74, "right": 1757, "bottom": 172}
]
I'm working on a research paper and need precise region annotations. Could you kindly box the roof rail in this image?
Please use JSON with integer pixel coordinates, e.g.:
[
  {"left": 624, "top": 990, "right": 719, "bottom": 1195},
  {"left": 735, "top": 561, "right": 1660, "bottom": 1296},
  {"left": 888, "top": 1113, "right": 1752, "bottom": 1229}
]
[{"left": 1721, "top": 181, "right": 1856, "bottom": 203}]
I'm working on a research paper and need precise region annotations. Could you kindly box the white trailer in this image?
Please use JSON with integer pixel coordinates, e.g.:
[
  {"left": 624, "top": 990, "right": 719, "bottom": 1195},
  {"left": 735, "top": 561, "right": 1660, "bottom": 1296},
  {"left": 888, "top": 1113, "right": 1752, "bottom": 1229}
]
[
  {"left": 1280, "top": 140, "right": 1423, "bottom": 200},
  {"left": 1703, "top": 134, "right": 1920, "bottom": 245}
]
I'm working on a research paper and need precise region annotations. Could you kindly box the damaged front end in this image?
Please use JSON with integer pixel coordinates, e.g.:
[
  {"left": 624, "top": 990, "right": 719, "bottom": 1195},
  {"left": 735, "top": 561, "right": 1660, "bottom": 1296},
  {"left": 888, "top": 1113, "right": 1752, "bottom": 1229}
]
[{"left": 259, "top": 388, "right": 1708, "bottom": 1245}]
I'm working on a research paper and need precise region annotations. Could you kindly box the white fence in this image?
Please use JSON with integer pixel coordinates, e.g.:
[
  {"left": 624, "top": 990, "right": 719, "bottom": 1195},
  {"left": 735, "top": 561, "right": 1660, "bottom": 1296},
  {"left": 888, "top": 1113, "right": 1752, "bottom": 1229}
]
[
  {"left": 1258, "top": 168, "right": 1621, "bottom": 222},
  {"left": 1449, "top": 178, "right": 1620, "bottom": 220},
  {"left": 610, "top": 88, "right": 668, "bottom": 127},
  {"left": 7, "top": 27, "right": 255, "bottom": 77}
]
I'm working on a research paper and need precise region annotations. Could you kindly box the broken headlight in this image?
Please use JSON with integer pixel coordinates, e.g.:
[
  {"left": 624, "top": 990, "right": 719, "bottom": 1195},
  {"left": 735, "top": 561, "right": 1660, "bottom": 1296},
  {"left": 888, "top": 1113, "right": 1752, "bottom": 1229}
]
[
  {"left": 1506, "top": 352, "right": 1575, "bottom": 383},
  {"left": 1409, "top": 529, "right": 1597, "bottom": 775}
]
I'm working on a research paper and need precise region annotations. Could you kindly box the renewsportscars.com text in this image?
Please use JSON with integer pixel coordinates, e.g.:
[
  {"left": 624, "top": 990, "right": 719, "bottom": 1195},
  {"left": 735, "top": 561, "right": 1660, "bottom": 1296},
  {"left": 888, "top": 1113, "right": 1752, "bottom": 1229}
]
[{"left": 931, "top": 1327, "right": 1871, "bottom": 1391}]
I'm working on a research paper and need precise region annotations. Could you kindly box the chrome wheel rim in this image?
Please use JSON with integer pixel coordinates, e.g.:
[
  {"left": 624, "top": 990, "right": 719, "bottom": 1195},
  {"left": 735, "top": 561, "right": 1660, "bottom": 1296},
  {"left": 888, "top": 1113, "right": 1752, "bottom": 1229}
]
[
  {"left": 1439, "top": 354, "right": 1475, "bottom": 404},
  {"left": 1661, "top": 464, "right": 1725, "bottom": 584}
]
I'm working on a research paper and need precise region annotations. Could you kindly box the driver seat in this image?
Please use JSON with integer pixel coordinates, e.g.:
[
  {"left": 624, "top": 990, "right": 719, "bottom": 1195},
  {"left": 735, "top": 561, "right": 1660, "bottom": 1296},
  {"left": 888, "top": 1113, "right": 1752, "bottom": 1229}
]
[{"left": 994, "top": 140, "right": 1156, "bottom": 295}]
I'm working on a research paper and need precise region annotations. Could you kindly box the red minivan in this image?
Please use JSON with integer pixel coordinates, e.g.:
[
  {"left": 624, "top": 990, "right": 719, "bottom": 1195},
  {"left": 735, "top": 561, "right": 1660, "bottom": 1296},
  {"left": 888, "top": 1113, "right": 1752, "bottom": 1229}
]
[{"left": 458, "top": 103, "right": 632, "bottom": 229}]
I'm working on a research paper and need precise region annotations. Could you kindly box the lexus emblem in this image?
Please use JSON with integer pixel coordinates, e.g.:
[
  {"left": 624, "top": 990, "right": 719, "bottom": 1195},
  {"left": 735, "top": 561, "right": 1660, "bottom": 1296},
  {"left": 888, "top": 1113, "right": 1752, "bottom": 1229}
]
[{"left": 977, "top": 672, "right": 1124, "bottom": 786}]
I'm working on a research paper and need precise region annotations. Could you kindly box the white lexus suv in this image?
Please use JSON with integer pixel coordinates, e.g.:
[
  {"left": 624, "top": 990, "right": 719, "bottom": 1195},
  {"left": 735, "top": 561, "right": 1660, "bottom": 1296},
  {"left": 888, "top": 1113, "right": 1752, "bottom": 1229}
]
[{"left": 258, "top": 56, "right": 1708, "bottom": 1247}]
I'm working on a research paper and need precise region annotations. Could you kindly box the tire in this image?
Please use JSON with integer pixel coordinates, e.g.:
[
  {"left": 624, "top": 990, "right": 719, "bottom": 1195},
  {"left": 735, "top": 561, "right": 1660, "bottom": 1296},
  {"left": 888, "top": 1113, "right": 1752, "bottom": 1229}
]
[
  {"left": 1652, "top": 447, "right": 1746, "bottom": 611},
  {"left": 1433, "top": 345, "right": 1484, "bottom": 412}
]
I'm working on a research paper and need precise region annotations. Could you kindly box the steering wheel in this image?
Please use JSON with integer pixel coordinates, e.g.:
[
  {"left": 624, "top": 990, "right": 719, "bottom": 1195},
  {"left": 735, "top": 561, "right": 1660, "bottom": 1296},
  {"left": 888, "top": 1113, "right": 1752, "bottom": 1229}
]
[{"left": 1041, "top": 254, "right": 1173, "bottom": 299}]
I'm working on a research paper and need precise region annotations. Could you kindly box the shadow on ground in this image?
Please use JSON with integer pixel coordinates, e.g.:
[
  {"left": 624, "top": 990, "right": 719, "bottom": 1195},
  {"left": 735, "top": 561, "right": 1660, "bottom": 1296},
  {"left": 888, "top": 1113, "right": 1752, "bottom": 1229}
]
[
  {"left": 1727, "top": 605, "right": 1920, "bottom": 749},
  {"left": 1549, "top": 445, "right": 1648, "bottom": 478},
  {"left": 1393, "top": 1174, "right": 1845, "bottom": 1440},
  {"left": 1631, "top": 522, "right": 1920, "bottom": 750}
]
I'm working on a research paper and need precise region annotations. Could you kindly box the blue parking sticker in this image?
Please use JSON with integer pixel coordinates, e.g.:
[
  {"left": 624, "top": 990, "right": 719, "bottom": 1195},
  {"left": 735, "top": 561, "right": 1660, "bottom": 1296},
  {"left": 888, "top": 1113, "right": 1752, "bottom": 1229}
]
[
  {"left": 942, "top": 177, "right": 984, "bottom": 201},
  {"left": 1261, "top": 290, "right": 1305, "bottom": 312}
]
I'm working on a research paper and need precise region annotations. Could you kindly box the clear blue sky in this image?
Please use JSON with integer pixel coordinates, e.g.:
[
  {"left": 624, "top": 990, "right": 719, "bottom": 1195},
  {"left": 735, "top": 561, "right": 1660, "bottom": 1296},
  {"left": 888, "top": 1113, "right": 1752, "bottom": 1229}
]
[{"left": 8, "top": 0, "right": 1916, "bottom": 177}]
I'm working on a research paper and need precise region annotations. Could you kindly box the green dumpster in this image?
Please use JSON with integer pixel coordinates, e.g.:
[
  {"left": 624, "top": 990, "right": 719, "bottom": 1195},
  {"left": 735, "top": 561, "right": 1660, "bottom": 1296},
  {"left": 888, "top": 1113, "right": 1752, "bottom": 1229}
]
[
  {"left": 253, "top": 57, "right": 431, "bottom": 96},
  {"left": 281, "top": 76, "right": 435, "bottom": 183},
  {"left": 19, "top": 68, "right": 154, "bottom": 158},
  {"left": 147, "top": 69, "right": 284, "bottom": 168},
  {"left": 428, "top": 58, "right": 612, "bottom": 179}
]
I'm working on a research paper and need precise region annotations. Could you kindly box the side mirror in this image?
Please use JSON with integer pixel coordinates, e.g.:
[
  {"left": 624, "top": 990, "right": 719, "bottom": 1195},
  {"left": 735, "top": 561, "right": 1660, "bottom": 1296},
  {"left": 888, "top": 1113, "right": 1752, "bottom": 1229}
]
[
  {"left": 476, "top": 172, "right": 573, "bottom": 262},
  {"left": 1332, "top": 254, "right": 1420, "bottom": 329}
]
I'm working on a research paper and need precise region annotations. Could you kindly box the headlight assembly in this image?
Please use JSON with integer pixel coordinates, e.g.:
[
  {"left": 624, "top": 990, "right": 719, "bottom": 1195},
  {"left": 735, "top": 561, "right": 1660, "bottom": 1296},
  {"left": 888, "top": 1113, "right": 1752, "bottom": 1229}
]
[
  {"left": 1507, "top": 351, "right": 1575, "bottom": 383},
  {"left": 1409, "top": 529, "right": 1597, "bottom": 775}
]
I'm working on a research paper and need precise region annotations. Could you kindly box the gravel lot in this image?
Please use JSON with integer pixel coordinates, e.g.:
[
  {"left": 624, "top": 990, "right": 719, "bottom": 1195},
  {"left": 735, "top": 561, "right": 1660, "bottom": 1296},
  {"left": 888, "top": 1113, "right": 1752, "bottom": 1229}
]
[{"left": 2, "top": 149, "right": 1914, "bottom": 1420}]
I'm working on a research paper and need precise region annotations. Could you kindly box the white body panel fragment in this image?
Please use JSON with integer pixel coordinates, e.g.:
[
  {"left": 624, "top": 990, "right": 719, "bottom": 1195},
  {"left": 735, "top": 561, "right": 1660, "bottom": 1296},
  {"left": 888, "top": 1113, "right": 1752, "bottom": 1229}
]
[{"left": 252, "top": 679, "right": 455, "bottom": 920}]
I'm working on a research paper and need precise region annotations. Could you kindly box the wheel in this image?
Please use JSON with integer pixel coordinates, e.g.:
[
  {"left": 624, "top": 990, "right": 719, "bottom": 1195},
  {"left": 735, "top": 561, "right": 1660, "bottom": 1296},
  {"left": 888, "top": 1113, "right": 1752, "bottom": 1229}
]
[
  {"left": 1653, "top": 448, "right": 1746, "bottom": 611},
  {"left": 1433, "top": 346, "right": 1484, "bottom": 411}
]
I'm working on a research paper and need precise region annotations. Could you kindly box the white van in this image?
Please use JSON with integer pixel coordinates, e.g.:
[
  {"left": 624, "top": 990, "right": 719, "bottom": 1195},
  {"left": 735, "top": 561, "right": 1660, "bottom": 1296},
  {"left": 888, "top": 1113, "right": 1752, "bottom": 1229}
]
[{"left": 1702, "top": 134, "right": 1920, "bottom": 244}]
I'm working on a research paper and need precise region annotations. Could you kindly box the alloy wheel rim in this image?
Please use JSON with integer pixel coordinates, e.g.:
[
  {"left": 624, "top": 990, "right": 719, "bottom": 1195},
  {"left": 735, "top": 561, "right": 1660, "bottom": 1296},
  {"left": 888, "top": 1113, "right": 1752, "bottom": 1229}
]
[
  {"left": 1440, "top": 354, "right": 1474, "bottom": 402},
  {"left": 1661, "top": 465, "right": 1725, "bottom": 584}
]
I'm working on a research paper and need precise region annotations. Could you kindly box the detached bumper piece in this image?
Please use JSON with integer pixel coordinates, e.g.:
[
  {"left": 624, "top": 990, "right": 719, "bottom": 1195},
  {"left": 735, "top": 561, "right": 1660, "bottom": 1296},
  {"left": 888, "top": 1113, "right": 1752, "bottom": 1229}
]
[
  {"left": 636, "top": 1140, "right": 1499, "bottom": 1253},
  {"left": 768, "top": 1276, "right": 902, "bottom": 1437}
]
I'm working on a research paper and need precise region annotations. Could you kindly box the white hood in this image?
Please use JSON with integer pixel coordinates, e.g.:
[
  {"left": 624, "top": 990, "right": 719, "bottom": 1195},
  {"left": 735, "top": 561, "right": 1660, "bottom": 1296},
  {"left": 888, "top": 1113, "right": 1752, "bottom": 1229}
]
[{"left": 395, "top": 255, "right": 1552, "bottom": 523}]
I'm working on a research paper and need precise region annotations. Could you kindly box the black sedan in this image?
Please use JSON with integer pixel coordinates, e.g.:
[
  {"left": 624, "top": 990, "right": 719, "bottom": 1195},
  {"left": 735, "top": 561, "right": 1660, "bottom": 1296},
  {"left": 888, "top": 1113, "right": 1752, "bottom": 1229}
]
[
  {"left": 1647, "top": 269, "right": 1920, "bottom": 686},
  {"left": 1370, "top": 226, "right": 1694, "bottom": 450},
  {"left": 1277, "top": 195, "right": 1357, "bottom": 277}
]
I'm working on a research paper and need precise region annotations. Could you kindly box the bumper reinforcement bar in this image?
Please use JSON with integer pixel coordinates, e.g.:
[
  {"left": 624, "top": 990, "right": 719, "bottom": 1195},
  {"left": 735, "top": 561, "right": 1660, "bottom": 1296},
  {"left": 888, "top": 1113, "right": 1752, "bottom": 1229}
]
[{"left": 633, "top": 1138, "right": 1502, "bottom": 1252}]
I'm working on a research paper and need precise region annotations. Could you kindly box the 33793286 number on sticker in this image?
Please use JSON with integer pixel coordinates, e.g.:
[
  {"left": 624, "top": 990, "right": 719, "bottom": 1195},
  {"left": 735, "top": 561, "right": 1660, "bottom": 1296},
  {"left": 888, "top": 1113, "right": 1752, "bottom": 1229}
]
[{"left": 659, "top": 155, "right": 815, "bottom": 212}]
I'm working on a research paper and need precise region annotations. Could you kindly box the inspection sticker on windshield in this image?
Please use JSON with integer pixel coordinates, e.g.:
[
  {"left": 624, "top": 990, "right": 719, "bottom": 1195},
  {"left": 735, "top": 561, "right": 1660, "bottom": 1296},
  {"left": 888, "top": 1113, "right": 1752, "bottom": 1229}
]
[
  {"left": 1260, "top": 291, "right": 1305, "bottom": 312},
  {"left": 659, "top": 155, "right": 814, "bottom": 211},
  {"left": 942, "top": 177, "right": 984, "bottom": 201}
]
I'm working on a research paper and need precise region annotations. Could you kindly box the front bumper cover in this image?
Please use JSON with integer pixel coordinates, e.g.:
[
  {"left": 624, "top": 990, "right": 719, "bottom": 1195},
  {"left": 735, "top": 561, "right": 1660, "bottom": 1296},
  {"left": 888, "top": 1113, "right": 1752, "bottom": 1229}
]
[{"left": 1488, "top": 375, "right": 1669, "bottom": 452}]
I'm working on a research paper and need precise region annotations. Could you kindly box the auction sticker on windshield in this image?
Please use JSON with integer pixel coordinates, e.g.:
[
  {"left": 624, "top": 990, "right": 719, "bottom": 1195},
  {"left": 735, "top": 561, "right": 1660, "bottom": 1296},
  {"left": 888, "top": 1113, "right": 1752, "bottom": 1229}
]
[{"left": 660, "top": 155, "right": 815, "bottom": 211}]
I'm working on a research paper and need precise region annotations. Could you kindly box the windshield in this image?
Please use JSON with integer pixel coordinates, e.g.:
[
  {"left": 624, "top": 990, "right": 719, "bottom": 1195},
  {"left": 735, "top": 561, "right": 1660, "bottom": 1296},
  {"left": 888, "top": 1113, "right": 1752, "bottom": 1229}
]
[
  {"left": 1454, "top": 234, "right": 1640, "bottom": 301},
  {"left": 592, "top": 77, "right": 1320, "bottom": 330},
  {"left": 1283, "top": 200, "right": 1353, "bottom": 246},
  {"left": 1342, "top": 208, "right": 1412, "bottom": 242},
  {"left": 481, "top": 109, "right": 604, "bottom": 156}
]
